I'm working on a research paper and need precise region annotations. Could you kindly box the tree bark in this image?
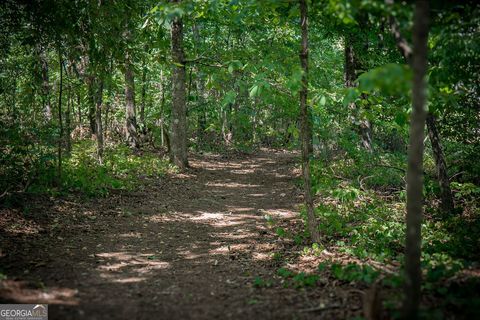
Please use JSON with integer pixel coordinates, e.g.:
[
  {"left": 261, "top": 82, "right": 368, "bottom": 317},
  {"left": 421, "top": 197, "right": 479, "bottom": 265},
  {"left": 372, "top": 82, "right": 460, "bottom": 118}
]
[
  {"left": 299, "top": 0, "right": 321, "bottom": 244},
  {"left": 65, "top": 84, "right": 72, "bottom": 155},
  {"left": 95, "top": 79, "right": 104, "bottom": 164},
  {"left": 159, "top": 69, "right": 166, "bottom": 148},
  {"left": 426, "top": 114, "right": 454, "bottom": 213},
  {"left": 170, "top": 0, "right": 188, "bottom": 170},
  {"left": 125, "top": 51, "right": 139, "bottom": 148},
  {"left": 344, "top": 33, "right": 373, "bottom": 151},
  {"left": 38, "top": 46, "right": 52, "bottom": 122},
  {"left": 403, "top": 1, "right": 429, "bottom": 318},
  {"left": 87, "top": 77, "right": 97, "bottom": 135},
  {"left": 140, "top": 58, "right": 147, "bottom": 129},
  {"left": 57, "top": 49, "right": 64, "bottom": 185}
]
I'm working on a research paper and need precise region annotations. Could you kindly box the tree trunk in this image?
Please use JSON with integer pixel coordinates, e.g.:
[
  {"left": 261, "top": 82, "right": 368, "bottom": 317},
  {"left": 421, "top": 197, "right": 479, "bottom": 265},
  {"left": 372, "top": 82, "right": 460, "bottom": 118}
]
[
  {"left": 77, "top": 92, "right": 82, "bottom": 126},
  {"left": 57, "top": 49, "right": 64, "bottom": 185},
  {"left": 104, "top": 101, "right": 110, "bottom": 138},
  {"left": 159, "top": 70, "right": 166, "bottom": 148},
  {"left": 170, "top": 0, "right": 188, "bottom": 170},
  {"left": 140, "top": 59, "right": 147, "bottom": 129},
  {"left": 38, "top": 46, "right": 52, "bottom": 122},
  {"left": 192, "top": 23, "right": 206, "bottom": 148},
  {"left": 95, "top": 80, "right": 104, "bottom": 164},
  {"left": 344, "top": 34, "right": 372, "bottom": 151},
  {"left": 426, "top": 114, "right": 455, "bottom": 214},
  {"left": 299, "top": 0, "right": 321, "bottom": 244},
  {"left": 344, "top": 35, "right": 356, "bottom": 88},
  {"left": 65, "top": 85, "right": 72, "bottom": 155},
  {"left": 125, "top": 52, "right": 139, "bottom": 148},
  {"left": 403, "top": 1, "right": 429, "bottom": 318},
  {"left": 87, "top": 77, "right": 96, "bottom": 135}
]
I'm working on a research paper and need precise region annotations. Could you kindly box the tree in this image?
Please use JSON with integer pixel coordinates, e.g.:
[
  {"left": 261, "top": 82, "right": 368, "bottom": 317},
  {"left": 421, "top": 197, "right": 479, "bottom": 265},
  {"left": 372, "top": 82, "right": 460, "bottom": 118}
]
[
  {"left": 37, "top": 45, "right": 53, "bottom": 122},
  {"left": 57, "top": 47, "right": 64, "bottom": 185},
  {"left": 94, "top": 79, "right": 105, "bottom": 164},
  {"left": 403, "top": 0, "right": 429, "bottom": 318},
  {"left": 387, "top": 0, "right": 455, "bottom": 215},
  {"left": 125, "top": 47, "right": 139, "bottom": 148},
  {"left": 170, "top": 0, "right": 188, "bottom": 170},
  {"left": 299, "top": 0, "right": 321, "bottom": 244},
  {"left": 344, "top": 31, "right": 373, "bottom": 151}
]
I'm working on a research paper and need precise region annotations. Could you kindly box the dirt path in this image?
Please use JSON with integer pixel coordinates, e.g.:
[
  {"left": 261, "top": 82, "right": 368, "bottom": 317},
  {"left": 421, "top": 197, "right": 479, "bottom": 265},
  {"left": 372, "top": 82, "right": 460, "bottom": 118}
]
[{"left": 1, "top": 150, "right": 359, "bottom": 319}]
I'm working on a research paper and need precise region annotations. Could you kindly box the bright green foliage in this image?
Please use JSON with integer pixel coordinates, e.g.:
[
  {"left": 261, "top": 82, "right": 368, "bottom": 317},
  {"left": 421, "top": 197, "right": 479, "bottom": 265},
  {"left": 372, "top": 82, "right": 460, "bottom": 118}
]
[
  {"left": 276, "top": 268, "right": 319, "bottom": 288},
  {"left": 329, "top": 263, "right": 380, "bottom": 284},
  {"left": 253, "top": 276, "right": 273, "bottom": 288},
  {"left": 28, "top": 140, "right": 171, "bottom": 197}
]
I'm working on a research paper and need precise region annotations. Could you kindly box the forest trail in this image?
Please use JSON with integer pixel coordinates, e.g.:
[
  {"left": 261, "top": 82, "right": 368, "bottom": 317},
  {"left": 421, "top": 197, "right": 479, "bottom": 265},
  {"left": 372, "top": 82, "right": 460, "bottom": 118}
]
[{"left": 2, "top": 150, "right": 344, "bottom": 319}]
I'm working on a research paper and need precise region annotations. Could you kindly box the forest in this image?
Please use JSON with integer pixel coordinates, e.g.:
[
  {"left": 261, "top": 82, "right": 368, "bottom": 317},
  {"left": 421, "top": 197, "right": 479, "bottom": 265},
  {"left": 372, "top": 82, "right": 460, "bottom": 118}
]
[{"left": 0, "top": 0, "right": 479, "bottom": 319}]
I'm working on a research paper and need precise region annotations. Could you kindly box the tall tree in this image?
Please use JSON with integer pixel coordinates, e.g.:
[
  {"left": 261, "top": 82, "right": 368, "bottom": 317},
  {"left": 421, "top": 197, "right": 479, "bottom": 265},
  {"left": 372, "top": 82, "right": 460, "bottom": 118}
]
[
  {"left": 94, "top": 79, "right": 104, "bottom": 164},
  {"left": 387, "top": 1, "right": 454, "bottom": 215},
  {"left": 124, "top": 47, "right": 139, "bottom": 148},
  {"left": 403, "top": 0, "right": 429, "bottom": 318},
  {"left": 299, "top": 0, "right": 321, "bottom": 243},
  {"left": 170, "top": 0, "right": 188, "bottom": 170},
  {"left": 37, "top": 45, "right": 52, "bottom": 122},
  {"left": 57, "top": 48, "right": 64, "bottom": 185}
]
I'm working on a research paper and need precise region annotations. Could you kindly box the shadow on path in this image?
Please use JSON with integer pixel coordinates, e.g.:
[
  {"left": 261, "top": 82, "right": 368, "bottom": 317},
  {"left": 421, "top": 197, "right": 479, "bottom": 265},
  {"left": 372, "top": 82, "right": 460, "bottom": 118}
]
[{"left": 1, "top": 150, "right": 339, "bottom": 319}]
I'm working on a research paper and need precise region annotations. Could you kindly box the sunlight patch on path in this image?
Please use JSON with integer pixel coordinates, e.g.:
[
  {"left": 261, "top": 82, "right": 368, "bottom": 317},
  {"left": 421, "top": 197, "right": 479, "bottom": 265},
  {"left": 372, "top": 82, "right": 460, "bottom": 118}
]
[
  {"left": 205, "top": 182, "right": 261, "bottom": 188},
  {"left": 95, "top": 252, "right": 170, "bottom": 283}
]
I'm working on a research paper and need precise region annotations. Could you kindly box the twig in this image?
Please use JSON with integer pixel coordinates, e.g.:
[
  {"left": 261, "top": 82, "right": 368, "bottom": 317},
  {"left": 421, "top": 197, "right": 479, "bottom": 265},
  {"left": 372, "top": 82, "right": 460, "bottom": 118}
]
[
  {"left": 449, "top": 171, "right": 465, "bottom": 181},
  {"left": 0, "top": 188, "right": 10, "bottom": 199}
]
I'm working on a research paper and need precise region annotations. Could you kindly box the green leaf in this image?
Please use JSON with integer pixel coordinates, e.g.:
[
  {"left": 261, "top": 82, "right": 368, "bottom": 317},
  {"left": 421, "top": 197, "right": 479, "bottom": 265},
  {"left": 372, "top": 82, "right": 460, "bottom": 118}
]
[
  {"left": 249, "top": 85, "right": 260, "bottom": 97},
  {"left": 319, "top": 95, "right": 326, "bottom": 106}
]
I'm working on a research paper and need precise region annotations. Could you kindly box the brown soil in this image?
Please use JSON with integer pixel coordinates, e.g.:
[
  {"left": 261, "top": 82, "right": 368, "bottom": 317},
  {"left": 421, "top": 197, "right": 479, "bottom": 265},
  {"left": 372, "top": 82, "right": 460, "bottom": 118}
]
[{"left": 0, "top": 150, "right": 365, "bottom": 319}]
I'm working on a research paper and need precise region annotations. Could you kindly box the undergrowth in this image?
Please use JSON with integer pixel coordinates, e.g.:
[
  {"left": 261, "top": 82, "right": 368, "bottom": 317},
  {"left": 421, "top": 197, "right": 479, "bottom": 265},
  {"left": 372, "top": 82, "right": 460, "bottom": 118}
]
[
  {"left": 265, "top": 145, "right": 480, "bottom": 318},
  {"left": 27, "top": 140, "right": 173, "bottom": 197}
]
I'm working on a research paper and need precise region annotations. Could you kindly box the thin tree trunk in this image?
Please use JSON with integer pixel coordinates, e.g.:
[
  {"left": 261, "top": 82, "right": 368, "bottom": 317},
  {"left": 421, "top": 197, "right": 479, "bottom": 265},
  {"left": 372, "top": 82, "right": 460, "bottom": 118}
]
[
  {"left": 426, "top": 114, "right": 454, "bottom": 213},
  {"left": 192, "top": 23, "right": 206, "bottom": 148},
  {"left": 57, "top": 49, "right": 64, "bottom": 185},
  {"left": 403, "top": 1, "right": 429, "bottom": 318},
  {"left": 299, "top": 0, "right": 321, "bottom": 244},
  {"left": 104, "top": 101, "right": 110, "bottom": 138},
  {"left": 140, "top": 58, "right": 147, "bottom": 129},
  {"left": 125, "top": 52, "right": 139, "bottom": 148},
  {"left": 344, "top": 34, "right": 373, "bottom": 151},
  {"left": 95, "top": 79, "right": 104, "bottom": 164},
  {"left": 159, "top": 70, "right": 166, "bottom": 148},
  {"left": 12, "top": 75, "right": 17, "bottom": 120},
  {"left": 87, "top": 77, "right": 96, "bottom": 135},
  {"left": 252, "top": 97, "right": 258, "bottom": 144},
  {"left": 38, "top": 46, "right": 52, "bottom": 122},
  {"left": 65, "top": 85, "right": 72, "bottom": 155},
  {"left": 170, "top": 0, "right": 188, "bottom": 170},
  {"left": 77, "top": 92, "right": 82, "bottom": 126}
]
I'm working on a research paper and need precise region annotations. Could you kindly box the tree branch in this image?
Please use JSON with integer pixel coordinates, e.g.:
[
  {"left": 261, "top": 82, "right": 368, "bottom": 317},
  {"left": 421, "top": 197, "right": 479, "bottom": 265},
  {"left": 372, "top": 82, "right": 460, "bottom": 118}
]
[{"left": 385, "top": 0, "right": 413, "bottom": 64}]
